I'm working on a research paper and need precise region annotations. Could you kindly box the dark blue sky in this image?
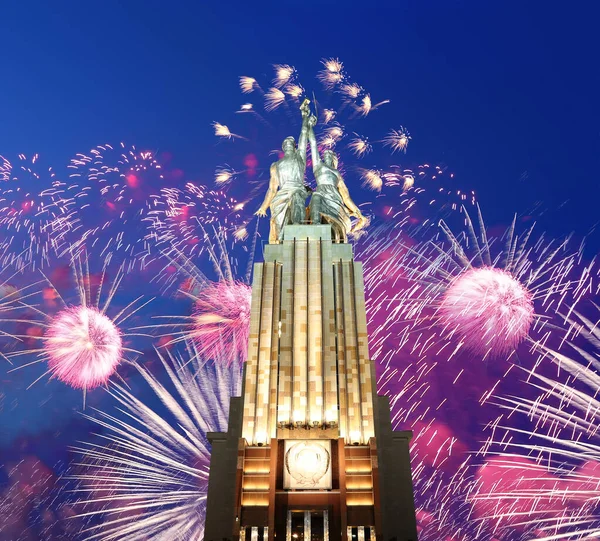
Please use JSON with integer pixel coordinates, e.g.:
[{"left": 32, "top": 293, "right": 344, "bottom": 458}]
[
  {"left": 0, "top": 3, "right": 599, "bottom": 538},
  {"left": 2, "top": 1, "right": 599, "bottom": 243}
]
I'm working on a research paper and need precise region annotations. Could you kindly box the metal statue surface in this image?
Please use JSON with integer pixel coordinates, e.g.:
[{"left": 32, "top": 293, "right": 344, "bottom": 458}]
[
  {"left": 307, "top": 114, "right": 367, "bottom": 242},
  {"left": 256, "top": 99, "right": 367, "bottom": 242},
  {"left": 255, "top": 99, "right": 312, "bottom": 242}
]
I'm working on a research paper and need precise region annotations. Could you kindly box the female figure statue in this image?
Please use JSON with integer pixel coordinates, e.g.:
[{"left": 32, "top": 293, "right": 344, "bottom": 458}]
[{"left": 307, "top": 115, "right": 368, "bottom": 241}]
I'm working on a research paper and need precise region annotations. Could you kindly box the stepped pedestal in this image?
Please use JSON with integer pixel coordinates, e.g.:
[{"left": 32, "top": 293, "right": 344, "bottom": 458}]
[{"left": 205, "top": 225, "right": 418, "bottom": 541}]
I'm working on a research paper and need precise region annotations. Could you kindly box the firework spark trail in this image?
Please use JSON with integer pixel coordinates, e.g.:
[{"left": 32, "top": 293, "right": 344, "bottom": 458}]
[
  {"left": 322, "top": 108, "right": 336, "bottom": 123},
  {"left": 145, "top": 182, "right": 244, "bottom": 260},
  {"left": 472, "top": 306, "right": 600, "bottom": 540},
  {"left": 0, "top": 154, "right": 11, "bottom": 181},
  {"left": 239, "top": 76, "right": 259, "bottom": 94},
  {"left": 212, "top": 122, "right": 247, "bottom": 141},
  {"left": 356, "top": 94, "right": 390, "bottom": 117},
  {"left": 214, "top": 165, "right": 238, "bottom": 186},
  {"left": 339, "top": 82, "right": 362, "bottom": 99},
  {"left": 284, "top": 83, "right": 304, "bottom": 99},
  {"left": 0, "top": 154, "right": 79, "bottom": 272},
  {"left": 5, "top": 254, "right": 152, "bottom": 393},
  {"left": 0, "top": 271, "right": 44, "bottom": 350},
  {"left": 321, "top": 125, "right": 345, "bottom": 148},
  {"left": 264, "top": 87, "right": 286, "bottom": 112},
  {"left": 67, "top": 142, "right": 172, "bottom": 271},
  {"left": 69, "top": 341, "right": 242, "bottom": 541}
]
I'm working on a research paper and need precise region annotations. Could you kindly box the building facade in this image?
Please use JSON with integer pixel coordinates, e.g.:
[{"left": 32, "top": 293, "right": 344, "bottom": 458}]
[{"left": 205, "top": 225, "right": 418, "bottom": 541}]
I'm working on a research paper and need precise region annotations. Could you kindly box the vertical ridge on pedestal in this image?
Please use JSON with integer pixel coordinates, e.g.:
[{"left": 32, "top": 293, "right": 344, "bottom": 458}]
[
  {"left": 334, "top": 260, "right": 348, "bottom": 439},
  {"left": 242, "top": 263, "right": 264, "bottom": 442},
  {"left": 349, "top": 260, "right": 365, "bottom": 443},
  {"left": 308, "top": 237, "right": 323, "bottom": 425},
  {"left": 277, "top": 243, "right": 293, "bottom": 426},
  {"left": 340, "top": 260, "right": 362, "bottom": 443},
  {"left": 322, "top": 240, "right": 338, "bottom": 425},
  {"left": 293, "top": 238, "right": 308, "bottom": 424},
  {"left": 267, "top": 263, "right": 282, "bottom": 439},
  {"left": 254, "top": 262, "right": 276, "bottom": 444},
  {"left": 353, "top": 261, "right": 375, "bottom": 440},
  {"left": 319, "top": 239, "right": 326, "bottom": 424}
]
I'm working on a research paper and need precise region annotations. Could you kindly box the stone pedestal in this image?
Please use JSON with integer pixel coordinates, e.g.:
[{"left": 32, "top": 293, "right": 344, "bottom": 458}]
[{"left": 204, "top": 225, "right": 418, "bottom": 541}]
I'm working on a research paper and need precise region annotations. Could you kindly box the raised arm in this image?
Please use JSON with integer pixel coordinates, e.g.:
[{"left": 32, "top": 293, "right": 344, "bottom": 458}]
[
  {"left": 297, "top": 99, "right": 312, "bottom": 165},
  {"left": 307, "top": 117, "right": 321, "bottom": 174},
  {"left": 297, "top": 115, "right": 310, "bottom": 165},
  {"left": 255, "top": 163, "right": 279, "bottom": 216}
]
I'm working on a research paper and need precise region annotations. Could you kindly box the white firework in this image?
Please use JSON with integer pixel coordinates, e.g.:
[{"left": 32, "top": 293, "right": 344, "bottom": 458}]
[{"left": 70, "top": 341, "right": 243, "bottom": 540}]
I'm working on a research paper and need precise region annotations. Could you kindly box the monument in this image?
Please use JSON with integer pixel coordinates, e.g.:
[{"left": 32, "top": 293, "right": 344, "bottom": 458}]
[{"left": 205, "top": 100, "right": 418, "bottom": 541}]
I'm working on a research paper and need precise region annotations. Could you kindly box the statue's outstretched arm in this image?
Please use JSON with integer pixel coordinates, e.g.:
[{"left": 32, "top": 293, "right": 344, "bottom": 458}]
[{"left": 256, "top": 163, "right": 279, "bottom": 216}]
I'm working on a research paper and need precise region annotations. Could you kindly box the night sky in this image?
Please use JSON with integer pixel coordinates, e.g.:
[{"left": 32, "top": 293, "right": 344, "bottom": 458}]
[{"left": 1, "top": 1, "right": 599, "bottom": 539}]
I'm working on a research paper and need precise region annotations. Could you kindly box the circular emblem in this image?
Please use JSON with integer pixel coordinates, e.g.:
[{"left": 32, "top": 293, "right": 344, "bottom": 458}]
[{"left": 284, "top": 441, "right": 331, "bottom": 488}]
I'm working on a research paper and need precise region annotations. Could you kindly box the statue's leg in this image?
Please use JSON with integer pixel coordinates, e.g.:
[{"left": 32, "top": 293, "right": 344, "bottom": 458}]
[
  {"left": 310, "top": 194, "right": 323, "bottom": 224},
  {"left": 289, "top": 192, "right": 305, "bottom": 224}
]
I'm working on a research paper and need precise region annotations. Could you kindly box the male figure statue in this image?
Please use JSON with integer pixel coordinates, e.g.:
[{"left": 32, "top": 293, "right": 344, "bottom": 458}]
[
  {"left": 307, "top": 114, "right": 368, "bottom": 242},
  {"left": 255, "top": 99, "right": 312, "bottom": 242}
]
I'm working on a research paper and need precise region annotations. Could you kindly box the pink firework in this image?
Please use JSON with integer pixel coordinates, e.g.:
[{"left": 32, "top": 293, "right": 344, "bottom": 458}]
[
  {"left": 439, "top": 267, "right": 534, "bottom": 357},
  {"left": 45, "top": 306, "right": 122, "bottom": 389},
  {"left": 192, "top": 280, "right": 252, "bottom": 363}
]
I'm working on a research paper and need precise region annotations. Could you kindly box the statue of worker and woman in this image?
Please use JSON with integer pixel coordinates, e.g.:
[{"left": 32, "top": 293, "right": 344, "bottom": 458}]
[{"left": 255, "top": 99, "right": 368, "bottom": 243}]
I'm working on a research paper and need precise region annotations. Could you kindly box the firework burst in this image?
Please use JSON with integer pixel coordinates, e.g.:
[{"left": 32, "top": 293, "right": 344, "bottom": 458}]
[
  {"left": 388, "top": 207, "right": 587, "bottom": 361},
  {"left": 359, "top": 168, "right": 384, "bottom": 191},
  {"left": 45, "top": 306, "right": 122, "bottom": 390},
  {"left": 214, "top": 165, "right": 239, "bottom": 186},
  {"left": 473, "top": 305, "right": 600, "bottom": 540},
  {"left": 146, "top": 182, "right": 244, "bottom": 260},
  {"left": 356, "top": 94, "right": 390, "bottom": 117},
  {"left": 6, "top": 254, "right": 151, "bottom": 393},
  {"left": 145, "top": 234, "right": 254, "bottom": 364},
  {"left": 354, "top": 207, "right": 591, "bottom": 538},
  {"left": 348, "top": 134, "right": 372, "bottom": 157},
  {"left": 70, "top": 341, "right": 242, "bottom": 540},
  {"left": 272, "top": 64, "right": 296, "bottom": 88},
  {"left": 212, "top": 122, "right": 246, "bottom": 141},
  {"left": 67, "top": 143, "right": 175, "bottom": 270},
  {"left": 264, "top": 87, "right": 286, "bottom": 112},
  {"left": 0, "top": 154, "right": 79, "bottom": 271},
  {"left": 239, "top": 76, "right": 259, "bottom": 94},
  {"left": 317, "top": 57, "right": 345, "bottom": 89},
  {"left": 189, "top": 279, "right": 252, "bottom": 363},
  {"left": 439, "top": 267, "right": 535, "bottom": 358},
  {"left": 383, "top": 127, "right": 411, "bottom": 153}
]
